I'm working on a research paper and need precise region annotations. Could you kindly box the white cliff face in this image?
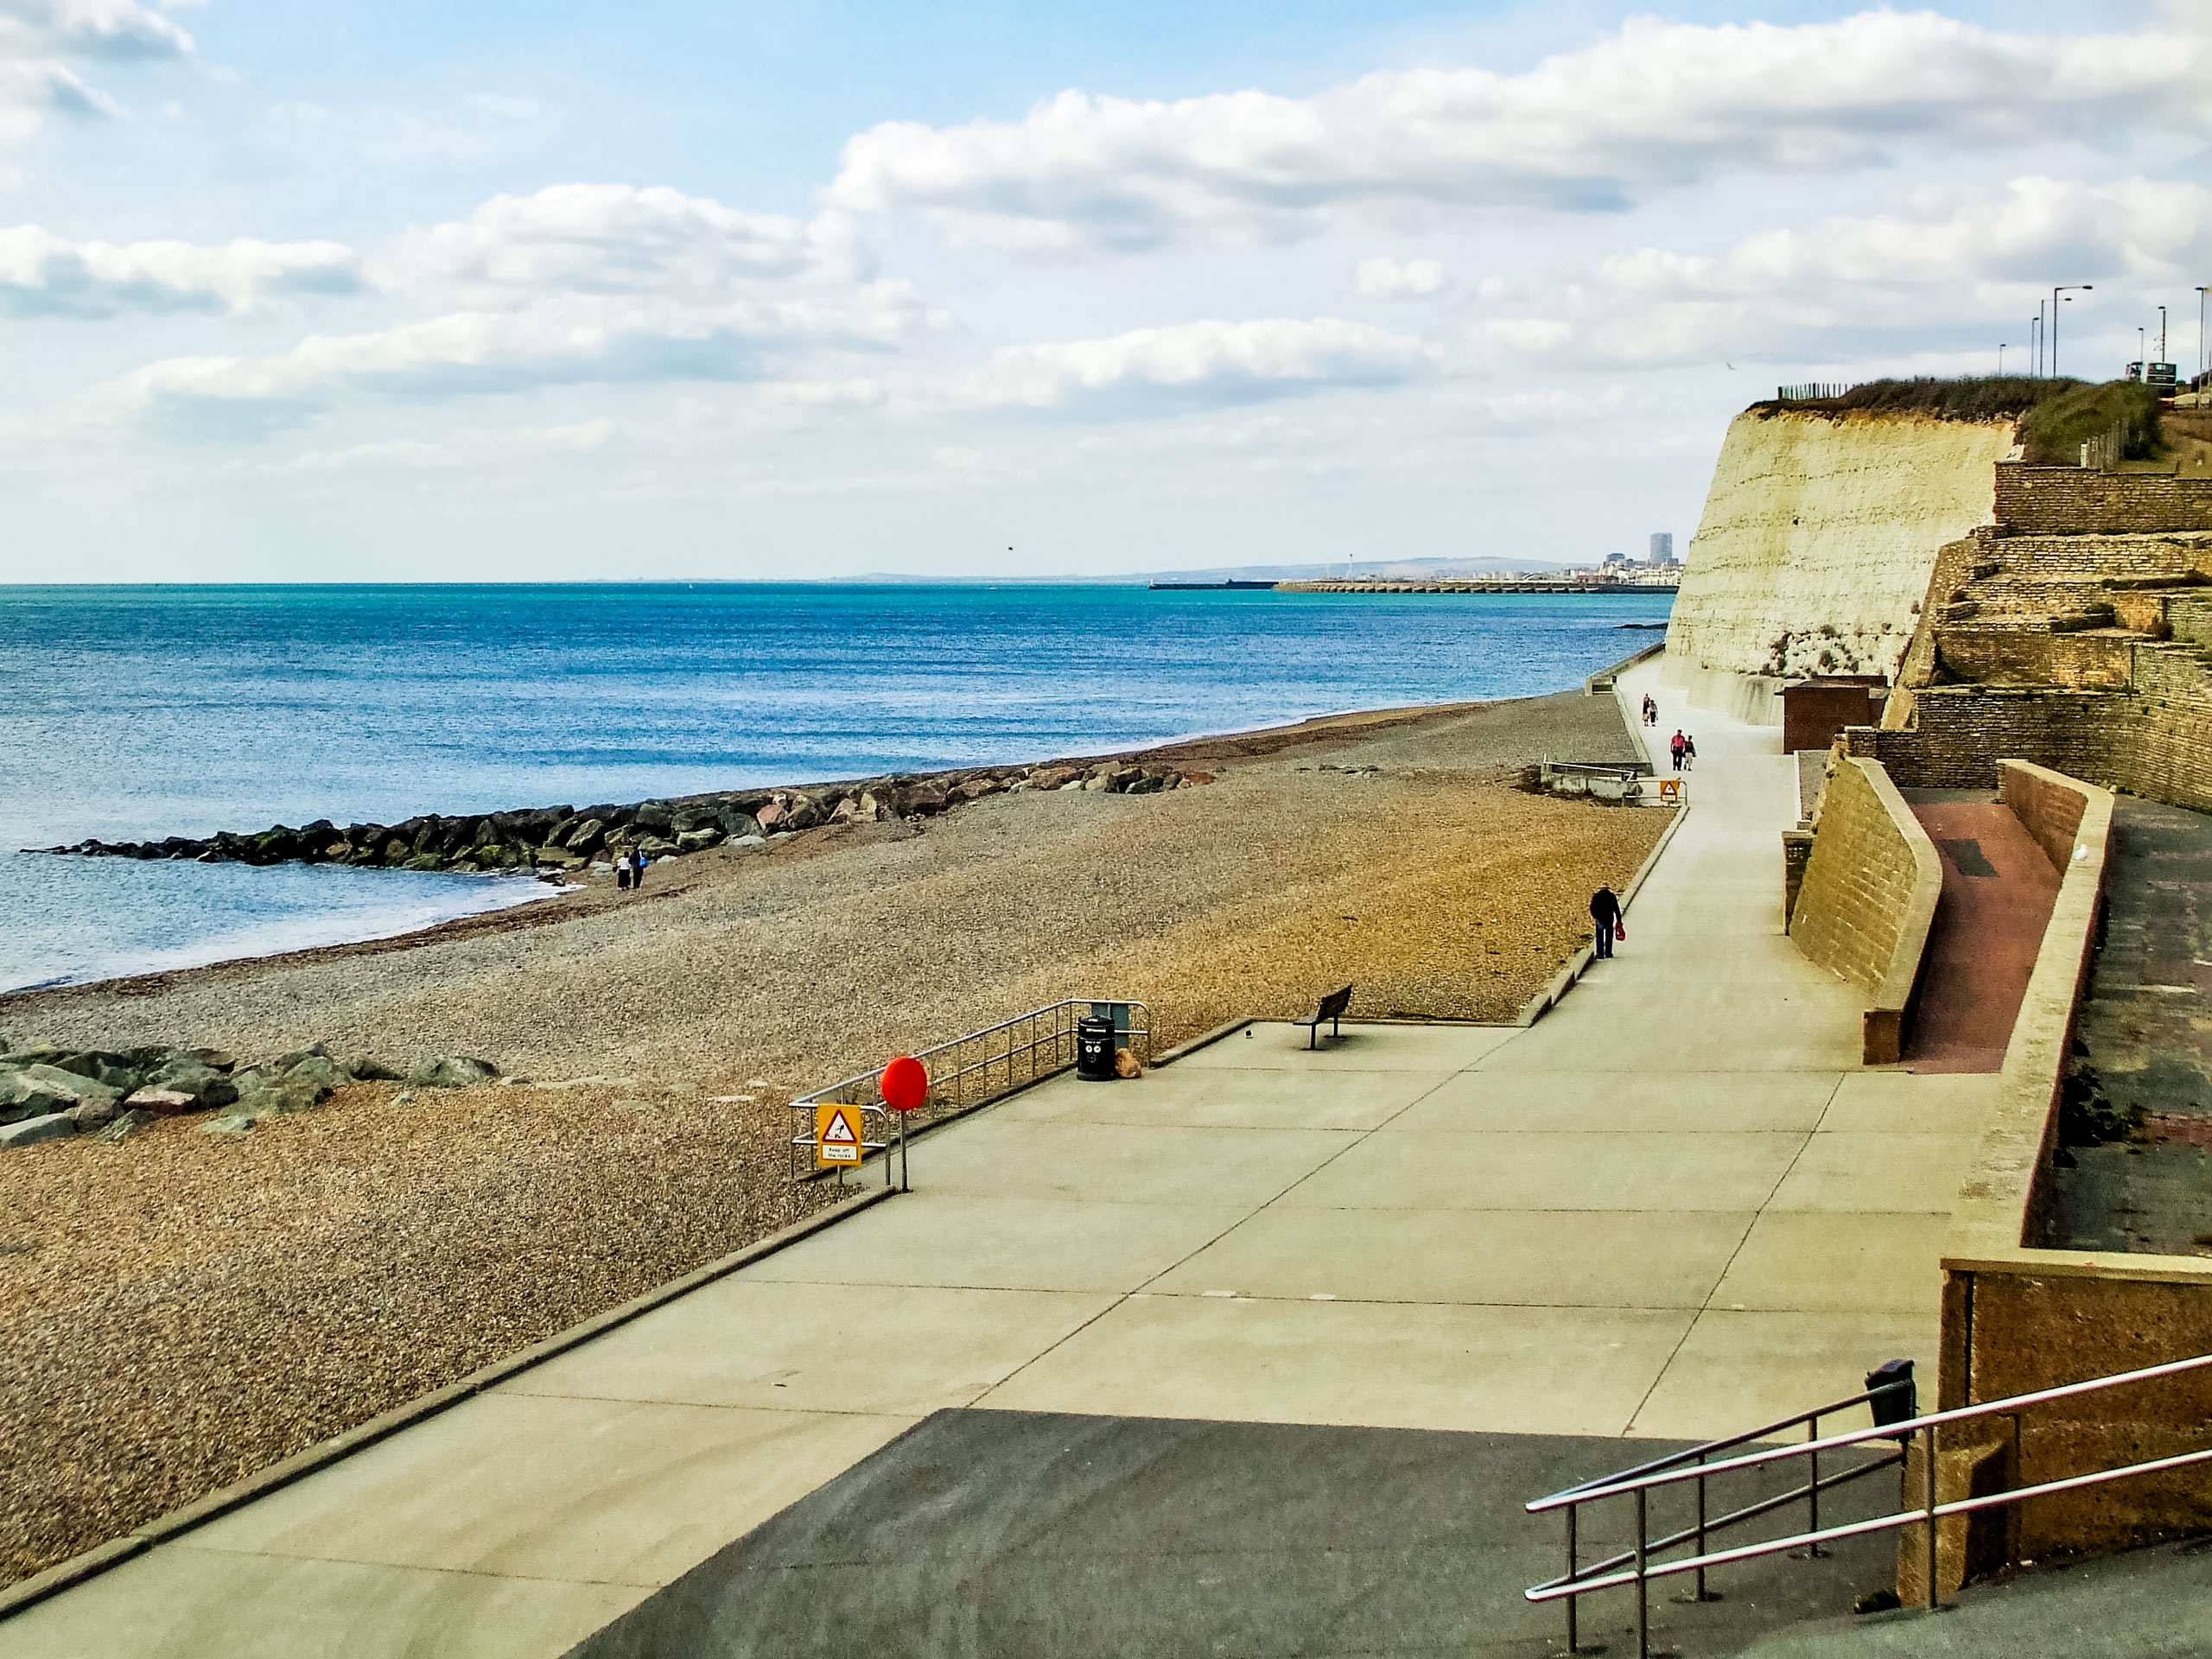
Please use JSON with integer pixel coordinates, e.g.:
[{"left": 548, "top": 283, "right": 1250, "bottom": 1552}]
[{"left": 1662, "top": 408, "right": 2014, "bottom": 723}]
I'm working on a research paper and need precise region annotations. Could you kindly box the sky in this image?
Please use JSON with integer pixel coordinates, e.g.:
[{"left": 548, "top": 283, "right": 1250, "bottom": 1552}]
[{"left": 0, "top": 0, "right": 2206, "bottom": 582}]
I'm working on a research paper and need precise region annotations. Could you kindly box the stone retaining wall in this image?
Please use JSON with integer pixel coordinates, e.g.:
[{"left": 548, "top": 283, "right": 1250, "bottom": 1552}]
[
  {"left": 1845, "top": 658, "right": 2212, "bottom": 814},
  {"left": 1929, "top": 764, "right": 2212, "bottom": 1578},
  {"left": 1785, "top": 756, "right": 1942, "bottom": 1064},
  {"left": 1995, "top": 463, "right": 2212, "bottom": 535}
]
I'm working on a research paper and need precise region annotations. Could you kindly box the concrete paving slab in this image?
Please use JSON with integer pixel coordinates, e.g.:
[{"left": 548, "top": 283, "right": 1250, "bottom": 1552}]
[
  {"left": 498, "top": 1281, "right": 1119, "bottom": 1416},
  {"left": 1817, "top": 1071, "right": 2001, "bottom": 1135},
  {"left": 1628, "top": 1309, "right": 1941, "bottom": 1443},
  {"left": 0, "top": 1547, "right": 645, "bottom": 1659},
  {"left": 565, "top": 1412, "right": 1902, "bottom": 1659},
  {"left": 187, "top": 1394, "right": 913, "bottom": 1586},
  {"left": 1708, "top": 1212, "right": 1953, "bottom": 1317},
  {"left": 1484, "top": 980, "right": 1863, "bottom": 1075},
  {"left": 1170, "top": 1021, "right": 1520, "bottom": 1071},
  {"left": 1385, "top": 1070, "right": 1844, "bottom": 1135},
  {"left": 993, "top": 1064, "right": 1452, "bottom": 1131},
  {"left": 976, "top": 1299, "right": 1697, "bottom": 1436},
  {"left": 1274, "top": 1129, "right": 1803, "bottom": 1213},
  {"left": 902, "top": 1117, "right": 1354, "bottom": 1205},
  {"left": 743, "top": 1194, "right": 1248, "bottom": 1294},
  {"left": 1146, "top": 1206, "right": 1754, "bottom": 1309},
  {"left": 1765, "top": 1133, "right": 1983, "bottom": 1215}
]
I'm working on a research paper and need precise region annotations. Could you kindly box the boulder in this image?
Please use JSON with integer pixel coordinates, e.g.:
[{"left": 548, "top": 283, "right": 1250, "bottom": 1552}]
[
  {"left": 143, "top": 1058, "right": 238, "bottom": 1109},
  {"left": 755, "top": 801, "right": 786, "bottom": 830},
  {"left": 675, "top": 826, "right": 724, "bottom": 853},
  {"left": 124, "top": 1088, "right": 200, "bottom": 1117},
  {"left": 1, "top": 1114, "right": 76, "bottom": 1149},
  {"left": 729, "top": 835, "right": 767, "bottom": 850},
  {"left": 633, "top": 802, "right": 676, "bottom": 833},
  {"left": 12, "top": 1065, "right": 121, "bottom": 1112},
  {"left": 563, "top": 818, "right": 607, "bottom": 854},
  {"left": 408, "top": 1056, "right": 500, "bottom": 1090},
  {"left": 403, "top": 853, "right": 446, "bottom": 871},
  {"left": 779, "top": 797, "right": 824, "bottom": 831},
  {"left": 279, "top": 1053, "right": 347, "bottom": 1096},
  {"left": 634, "top": 836, "right": 679, "bottom": 859},
  {"left": 342, "top": 1054, "right": 404, "bottom": 1082},
  {"left": 67, "top": 1099, "right": 121, "bottom": 1131},
  {"left": 49, "top": 1051, "right": 140, "bottom": 1092},
  {"left": 1124, "top": 772, "right": 1166, "bottom": 796},
  {"left": 0, "top": 1072, "right": 78, "bottom": 1122},
  {"left": 1028, "top": 766, "right": 1077, "bottom": 790},
  {"left": 93, "top": 1109, "right": 159, "bottom": 1144},
  {"left": 712, "top": 805, "right": 763, "bottom": 839},
  {"left": 0, "top": 1045, "right": 62, "bottom": 1069},
  {"left": 899, "top": 784, "right": 948, "bottom": 817}
]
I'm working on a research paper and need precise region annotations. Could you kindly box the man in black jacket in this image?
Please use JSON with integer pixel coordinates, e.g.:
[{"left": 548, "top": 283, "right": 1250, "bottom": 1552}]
[{"left": 1590, "top": 885, "right": 1622, "bottom": 958}]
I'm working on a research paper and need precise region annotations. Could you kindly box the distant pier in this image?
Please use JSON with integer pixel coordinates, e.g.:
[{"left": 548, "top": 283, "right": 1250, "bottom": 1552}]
[{"left": 1273, "top": 580, "right": 1678, "bottom": 595}]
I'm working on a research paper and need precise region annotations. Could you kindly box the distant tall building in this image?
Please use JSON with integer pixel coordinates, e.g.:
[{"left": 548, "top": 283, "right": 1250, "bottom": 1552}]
[{"left": 1649, "top": 531, "right": 1675, "bottom": 565}]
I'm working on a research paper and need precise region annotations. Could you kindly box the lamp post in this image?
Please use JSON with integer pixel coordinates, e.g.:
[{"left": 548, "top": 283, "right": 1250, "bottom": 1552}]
[
  {"left": 2052, "top": 285, "right": 2091, "bottom": 379},
  {"left": 1999, "top": 343, "right": 2008, "bottom": 376},
  {"left": 2198, "top": 287, "right": 2210, "bottom": 383},
  {"left": 2159, "top": 305, "right": 2168, "bottom": 366}
]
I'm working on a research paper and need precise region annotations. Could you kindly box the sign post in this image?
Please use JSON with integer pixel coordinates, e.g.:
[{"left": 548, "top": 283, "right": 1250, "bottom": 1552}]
[
  {"left": 814, "top": 1102, "right": 865, "bottom": 1173},
  {"left": 880, "top": 1055, "right": 928, "bottom": 1192}
]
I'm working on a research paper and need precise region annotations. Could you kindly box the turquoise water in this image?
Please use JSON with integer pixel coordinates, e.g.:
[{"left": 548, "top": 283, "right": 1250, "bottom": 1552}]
[{"left": 0, "top": 583, "right": 1669, "bottom": 992}]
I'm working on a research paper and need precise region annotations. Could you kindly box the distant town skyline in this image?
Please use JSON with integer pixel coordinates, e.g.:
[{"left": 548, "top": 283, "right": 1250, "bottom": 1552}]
[{"left": 0, "top": 0, "right": 2202, "bottom": 582}]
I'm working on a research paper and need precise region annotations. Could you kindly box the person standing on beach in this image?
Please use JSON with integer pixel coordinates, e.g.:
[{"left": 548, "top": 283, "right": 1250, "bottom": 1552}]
[
  {"left": 1590, "top": 885, "right": 1622, "bottom": 959},
  {"left": 616, "top": 850, "right": 631, "bottom": 891},
  {"left": 629, "top": 846, "right": 646, "bottom": 890},
  {"left": 1669, "top": 729, "right": 1687, "bottom": 772}
]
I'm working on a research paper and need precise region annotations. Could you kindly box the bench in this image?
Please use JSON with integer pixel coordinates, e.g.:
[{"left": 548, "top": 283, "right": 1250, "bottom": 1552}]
[{"left": 1293, "top": 984, "right": 1354, "bottom": 1049}]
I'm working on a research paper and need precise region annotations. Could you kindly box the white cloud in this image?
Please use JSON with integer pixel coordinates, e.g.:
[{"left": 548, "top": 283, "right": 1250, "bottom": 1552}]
[
  {"left": 87, "top": 284, "right": 931, "bottom": 438},
  {"left": 0, "top": 225, "right": 364, "bottom": 316},
  {"left": 830, "top": 10, "right": 2211, "bottom": 252},
  {"left": 1476, "top": 175, "right": 2212, "bottom": 368},
  {"left": 387, "top": 184, "right": 862, "bottom": 303},
  {"left": 949, "top": 316, "right": 1441, "bottom": 410},
  {"left": 1357, "top": 257, "right": 1444, "bottom": 298},
  {"left": 0, "top": 2, "right": 194, "bottom": 174}
]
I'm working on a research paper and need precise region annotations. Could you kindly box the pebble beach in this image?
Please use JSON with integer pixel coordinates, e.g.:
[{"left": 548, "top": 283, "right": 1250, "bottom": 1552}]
[{"left": 0, "top": 688, "right": 1663, "bottom": 1586}]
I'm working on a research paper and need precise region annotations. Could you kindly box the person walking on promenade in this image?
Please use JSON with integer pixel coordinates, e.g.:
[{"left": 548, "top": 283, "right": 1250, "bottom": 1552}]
[
  {"left": 628, "top": 846, "right": 646, "bottom": 890},
  {"left": 1669, "top": 729, "right": 1687, "bottom": 772},
  {"left": 1681, "top": 734, "right": 1697, "bottom": 772},
  {"left": 1590, "top": 884, "right": 1623, "bottom": 959}
]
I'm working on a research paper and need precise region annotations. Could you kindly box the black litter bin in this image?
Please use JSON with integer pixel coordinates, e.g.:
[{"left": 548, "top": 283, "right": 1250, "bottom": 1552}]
[
  {"left": 1075, "top": 1015, "right": 1117, "bottom": 1081},
  {"left": 1866, "top": 1358, "right": 1916, "bottom": 1437}
]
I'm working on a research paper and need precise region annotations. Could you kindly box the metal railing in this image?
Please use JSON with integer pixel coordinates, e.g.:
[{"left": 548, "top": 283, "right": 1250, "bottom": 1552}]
[
  {"left": 787, "top": 998, "right": 1151, "bottom": 1183},
  {"left": 1527, "top": 1352, "right": 2212, "bottom": 1657},
  {"left": 1777, "top": 382, "right": 1859, "bottom": 402}
]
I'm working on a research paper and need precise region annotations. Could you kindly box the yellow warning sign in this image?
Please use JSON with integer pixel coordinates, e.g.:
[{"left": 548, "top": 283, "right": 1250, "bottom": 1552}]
[
  {"left": 815, "top": 1102, "right": 864, "bottom": 1166},
  {"left": 1659, "top": 779, "right": 1682, "bottom": 803}
]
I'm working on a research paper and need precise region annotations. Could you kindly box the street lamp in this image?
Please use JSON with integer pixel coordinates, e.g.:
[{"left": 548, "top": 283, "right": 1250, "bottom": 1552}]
[
  {"left": 2159, "top": 305, "right": 2169, "bottom": 366},
  {"left": 1999, "top": 343, "right": 2008, "bottom": 376},
  {"left": 2199, "top": 287, "right": 2211, "bottom": 383},
  {"left": 2052, "top": 285, "right": 2091, "bottom": 379}
]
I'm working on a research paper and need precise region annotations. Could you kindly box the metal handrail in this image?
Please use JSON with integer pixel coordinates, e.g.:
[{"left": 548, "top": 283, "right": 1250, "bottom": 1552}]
[
  {"left": 1526, "top": 1351, "right": 2212, "bottom": 1658},
  {"left": 787, "top": 998, "right": 1151, "bottom": 1181}
]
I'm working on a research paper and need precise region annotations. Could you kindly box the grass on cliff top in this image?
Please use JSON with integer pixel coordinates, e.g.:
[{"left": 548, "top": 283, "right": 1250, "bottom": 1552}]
[{"left": 1756, "top": 375, "right": 2163, "bottom": 463}]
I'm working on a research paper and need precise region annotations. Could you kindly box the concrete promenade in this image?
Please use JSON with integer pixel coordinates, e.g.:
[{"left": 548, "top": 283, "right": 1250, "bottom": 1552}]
[{"left": 1, "top": 661, "right": 1999, "bottom": 1658}]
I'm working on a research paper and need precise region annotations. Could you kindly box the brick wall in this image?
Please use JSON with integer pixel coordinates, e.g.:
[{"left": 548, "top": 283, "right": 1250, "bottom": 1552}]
[
  {"left": 1963, "top": 529, "right": 2212, "bottom": 584},
  {"left": 1995, "top": 464, "right": 2212, "bottom": 534}
]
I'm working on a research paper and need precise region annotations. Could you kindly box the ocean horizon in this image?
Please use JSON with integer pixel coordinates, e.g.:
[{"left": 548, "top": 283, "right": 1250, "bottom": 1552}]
[{"left": 0, "top": 582, "right": 1669, "bottom": 994}]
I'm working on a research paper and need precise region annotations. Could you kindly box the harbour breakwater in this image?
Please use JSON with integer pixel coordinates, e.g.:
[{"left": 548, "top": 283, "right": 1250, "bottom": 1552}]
[{"left": 35, "top": 757, "right": 1214, "bottom": 877}]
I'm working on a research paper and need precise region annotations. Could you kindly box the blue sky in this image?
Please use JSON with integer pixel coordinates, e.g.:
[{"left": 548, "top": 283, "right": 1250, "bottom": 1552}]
[{"left": 0, "top": 0, "right": 2201, "bottom": 580}]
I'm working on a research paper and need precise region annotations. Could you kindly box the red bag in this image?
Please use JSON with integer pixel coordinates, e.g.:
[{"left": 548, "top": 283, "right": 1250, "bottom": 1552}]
[{"left": 1615, "top": 922, "right": 1626, "bottom": 941}]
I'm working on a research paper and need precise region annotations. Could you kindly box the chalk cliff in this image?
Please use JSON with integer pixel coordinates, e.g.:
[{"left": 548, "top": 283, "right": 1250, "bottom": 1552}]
[{"left": 1663, "top": 407, "right": 2016, "bottom": 723}]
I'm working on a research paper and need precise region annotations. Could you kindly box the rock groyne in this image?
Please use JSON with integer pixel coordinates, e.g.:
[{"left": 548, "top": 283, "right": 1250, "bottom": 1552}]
[{"left": 35, "top": 759, "right": 1212, "bottom": 877}]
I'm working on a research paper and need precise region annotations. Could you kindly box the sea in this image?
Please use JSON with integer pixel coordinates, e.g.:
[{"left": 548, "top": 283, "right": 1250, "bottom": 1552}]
[{"left": 0, "top": 583, "right": 1671, "bottom": 994}]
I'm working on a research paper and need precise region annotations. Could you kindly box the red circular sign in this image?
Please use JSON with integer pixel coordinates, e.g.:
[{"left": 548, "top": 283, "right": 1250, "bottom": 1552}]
[{"left": 880, "top": 1055, "right": 928, "bottom": 1113}]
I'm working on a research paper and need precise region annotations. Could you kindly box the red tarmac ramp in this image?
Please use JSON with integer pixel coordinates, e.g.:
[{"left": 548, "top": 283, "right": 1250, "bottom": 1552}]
[{"left": 1904, "top": 798, "right": 2062, "bottom": 1072}]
